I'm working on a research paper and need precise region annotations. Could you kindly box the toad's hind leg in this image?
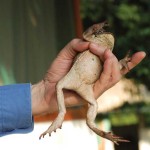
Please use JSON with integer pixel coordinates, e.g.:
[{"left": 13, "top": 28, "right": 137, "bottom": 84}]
[
  {"left": 39, "top": 81, "right": 66, "bottom": 139},
  {"left": 76, "top": 85, "right": 104, "bottom": 135},
  {"left": 76, "top": 84, "right": 129, "bottom": 145}
]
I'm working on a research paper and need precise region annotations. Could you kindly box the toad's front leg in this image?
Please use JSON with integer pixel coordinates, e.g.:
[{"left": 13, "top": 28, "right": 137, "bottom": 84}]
[{"left": 119, "top": 50, "right": 131, "bottom": 71}]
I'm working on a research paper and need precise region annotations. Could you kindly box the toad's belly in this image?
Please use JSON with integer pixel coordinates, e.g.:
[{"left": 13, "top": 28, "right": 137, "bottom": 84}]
[{"left": 73, "top": 50, "right": 102, "bottom": 84}]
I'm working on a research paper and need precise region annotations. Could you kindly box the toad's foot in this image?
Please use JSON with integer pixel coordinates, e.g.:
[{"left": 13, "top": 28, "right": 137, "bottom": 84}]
[
  {"left": 39, "top": 123, "right": 62, "bottom": 139},
  {"left": 103, "top": 131, "right": 130, "bottom": 145},
  {"left": 39, "top": 113, "right": 64, "bottom": 139}
]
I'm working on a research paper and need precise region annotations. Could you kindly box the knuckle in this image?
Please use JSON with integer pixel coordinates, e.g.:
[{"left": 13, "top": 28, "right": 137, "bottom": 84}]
[{"left": 70, "top": 38, "right": 80, "bottom": 45}]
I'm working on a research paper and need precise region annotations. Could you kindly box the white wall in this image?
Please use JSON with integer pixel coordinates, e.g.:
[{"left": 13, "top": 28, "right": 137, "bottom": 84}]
[{"left": 0, "top": 120, "right": 98, "bottom": 150}]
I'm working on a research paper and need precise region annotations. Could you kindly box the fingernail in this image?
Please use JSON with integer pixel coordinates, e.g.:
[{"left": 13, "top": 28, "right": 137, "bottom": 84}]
[{"left": 141, "top": 51, "right": 146, "bottom": 58}]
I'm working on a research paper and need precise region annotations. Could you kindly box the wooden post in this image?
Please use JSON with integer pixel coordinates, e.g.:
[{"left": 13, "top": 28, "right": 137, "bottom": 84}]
[{"left": 73, "top": 0, "right": 83, "bottom": 38}]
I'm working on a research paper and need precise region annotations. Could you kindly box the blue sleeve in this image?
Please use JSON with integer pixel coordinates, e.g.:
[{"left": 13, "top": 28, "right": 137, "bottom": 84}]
[{"left": 0, "top": 83, "right": 34, "bottom": 136}]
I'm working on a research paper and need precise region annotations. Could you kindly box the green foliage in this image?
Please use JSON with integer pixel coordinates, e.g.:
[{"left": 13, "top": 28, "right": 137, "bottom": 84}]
[
  {"left": 109, "top": 111, "right": 139, "bottom": 126},
  {"left": 80, "top": 0, "right": 150, "bottom": 89},
  {"left": 109, "top": 102, "right": 150, "bottom": 126},
  {"left": 116, "top": 4, "right": 141, "bottom": 22}
]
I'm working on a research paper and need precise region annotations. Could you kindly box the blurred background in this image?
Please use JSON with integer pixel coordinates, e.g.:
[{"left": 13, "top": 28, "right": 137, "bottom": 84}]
[{"left": 0, "top": 0, "right": 150, "bottom": 150}]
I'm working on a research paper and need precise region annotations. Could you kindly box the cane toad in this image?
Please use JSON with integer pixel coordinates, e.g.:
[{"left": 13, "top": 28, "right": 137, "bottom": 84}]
[{"left": 39, "top": 22, "right": 130, "bottom": 145}]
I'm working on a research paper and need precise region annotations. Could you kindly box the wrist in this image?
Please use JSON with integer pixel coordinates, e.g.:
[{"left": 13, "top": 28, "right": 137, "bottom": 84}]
[
  {"left": 31, "top": 79, "right": 58, "bottom": 116},
  {"left": 31, "top": 80, "right": 47, "bottom": 116}
]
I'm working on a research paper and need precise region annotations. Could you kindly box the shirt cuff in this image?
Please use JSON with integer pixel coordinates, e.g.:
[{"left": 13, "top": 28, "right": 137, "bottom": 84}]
[{"left": 0, "top": 83, "right": 34, "bottom": 136}]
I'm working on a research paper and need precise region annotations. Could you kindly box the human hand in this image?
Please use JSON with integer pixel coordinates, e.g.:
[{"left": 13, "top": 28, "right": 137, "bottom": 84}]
[
  {"left": 90, "top": 44, "right": 146, "bottom": 98},
  {"left": 31, "top": 39, "right": 90, "bottom": 115},
  {"left": 31, "top": 39, "right": 146, "bottom": 115}
]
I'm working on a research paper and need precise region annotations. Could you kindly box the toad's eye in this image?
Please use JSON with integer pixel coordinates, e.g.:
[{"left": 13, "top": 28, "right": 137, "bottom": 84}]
[{"left": 92, "top": 26, "right": 98, "bottom": 32}]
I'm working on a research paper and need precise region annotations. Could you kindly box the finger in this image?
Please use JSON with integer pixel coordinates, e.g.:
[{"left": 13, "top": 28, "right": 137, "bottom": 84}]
[
  {"left": 111, "top": 55, "right": 122, "bottom": 85},
  {"left": 71, "top": 39, "right": 89, "bottom": 52},
  {"left": 47, "top": 39, "right": 90, "bottom": 82},
  {"left": 121, "top": 51, "right": 146, "bottom": 75},
  {"left": 101, "top": 50, "right": 114, "bottom": 76},
  {"left": 94, "top": 50, "right": 121, "bottom": 98},
  {"left": 89, "top": 43, "right": 108, "bottom": 61},
  {"left": 102, "top": 51, "right": 121, "bottom": 85},
  {"left": 59, "top": 39, "right": 89, "bottom": 59},
  {"left": 94, "top": 52, "right": 114, "bottom": 97},
  {"left": 98, "top": 50, "right": 115, "bottom": 81}
]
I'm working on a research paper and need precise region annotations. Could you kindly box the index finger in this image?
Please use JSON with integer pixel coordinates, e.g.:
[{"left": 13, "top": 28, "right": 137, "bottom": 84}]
[
  {"left": 121, "top": 51, "right": 146, "bottom": 75},
  {"left": 89, "top": 43, "right": 108, "bottom": 61}
]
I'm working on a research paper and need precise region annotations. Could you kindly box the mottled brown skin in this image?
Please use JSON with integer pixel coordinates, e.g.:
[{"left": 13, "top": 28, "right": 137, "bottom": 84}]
[{"left": 39, "top": 22, "right": 130, "bottom": 144}]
